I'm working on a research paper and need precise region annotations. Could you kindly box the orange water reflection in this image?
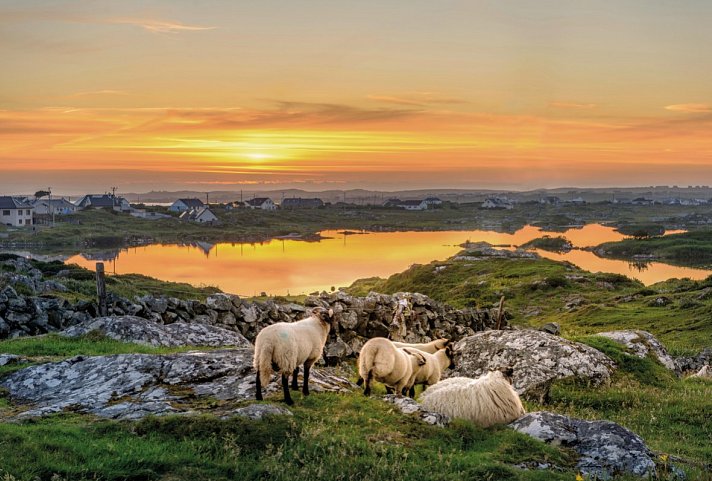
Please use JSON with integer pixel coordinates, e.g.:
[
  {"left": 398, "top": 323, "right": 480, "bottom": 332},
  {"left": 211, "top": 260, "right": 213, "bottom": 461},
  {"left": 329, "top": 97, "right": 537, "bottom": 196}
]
[{"left": 66, "top": 226, "right": 711, "bottom": 295}]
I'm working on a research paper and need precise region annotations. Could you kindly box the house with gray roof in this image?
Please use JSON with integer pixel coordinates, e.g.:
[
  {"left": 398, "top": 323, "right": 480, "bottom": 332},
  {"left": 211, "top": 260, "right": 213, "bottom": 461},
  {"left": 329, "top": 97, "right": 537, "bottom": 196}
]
[{"left": 0, "top": 196, "right": 34, "bottom": 227}]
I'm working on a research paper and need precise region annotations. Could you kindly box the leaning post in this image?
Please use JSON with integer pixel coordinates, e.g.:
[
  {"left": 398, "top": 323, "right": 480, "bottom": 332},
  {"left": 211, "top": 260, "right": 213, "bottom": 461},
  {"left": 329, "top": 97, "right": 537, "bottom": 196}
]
[{"left": 96, "top": 262, "right": 108, "bottom": 316}]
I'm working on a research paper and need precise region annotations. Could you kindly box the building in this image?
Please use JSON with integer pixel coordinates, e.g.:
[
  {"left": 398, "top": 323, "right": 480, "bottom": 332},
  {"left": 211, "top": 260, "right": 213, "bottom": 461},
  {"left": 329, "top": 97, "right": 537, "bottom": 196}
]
[
  {"left": 482, "top": 197, "right": 514, "bottom": 209},
  {"left": 245, "top": 197, "right": 276, "bottom": 210},
  {"left": 168, "top": 198, "right": 205, "bottom": 213},
  {"left": 0, "top": 196, "right": 34, "bottom": 226},
  {"left": 280, "top": 197, "right": 324, "bottom": 209},
  {"left": 179, "top": 207, "right": 218, "bottom": 223},
  {"left": 32, "top": 198, "right": 77, "bottom": 215},
  {"left": 540, "top": 196, "right": 561, "bottom": 205},
  {"left": 397, "top": 200, "right": 428, "bottom": 211},
  {"left": 383, "top": 198, "right": 403, "bottom": 207},
  {"left": 224, "top": 201, "right": 245, "bottom": 211},
  {"left": 423, "top": 197, "right": 443, "bottom": 206},
  {"left": 631, "top": 197, "right": 654, "bottom": 206},
  {"left": 75, "top": 194, "right": 131, "bottom": 211}
]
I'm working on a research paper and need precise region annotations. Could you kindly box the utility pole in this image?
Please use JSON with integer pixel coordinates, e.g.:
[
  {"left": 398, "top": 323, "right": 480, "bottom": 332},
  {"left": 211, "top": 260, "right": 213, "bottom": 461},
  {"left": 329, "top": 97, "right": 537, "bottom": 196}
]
[
  {"left": 206, "top": 192, "right": 209, "bottom": 205},
  {"left": 48, "top": 186, "right": 55, "bottom": 227}
]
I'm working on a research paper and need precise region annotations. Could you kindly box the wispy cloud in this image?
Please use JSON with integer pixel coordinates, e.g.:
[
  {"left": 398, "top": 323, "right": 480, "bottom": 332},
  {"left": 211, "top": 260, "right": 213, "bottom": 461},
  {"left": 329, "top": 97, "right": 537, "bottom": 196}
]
[
  {"left": 367, "top": 92, "right": 466, "bottom": 107},
  {"left": 69, "top": 90, "right": 130, "bottom": 98},
  {"left": 665, "top": 103, "right": 711, "bottom": 113},
  {"left": 105, "top": 17, "right": 217, "bottom": 33},
  {"left": 549, "top": 101, "right": 597, "bottom": 110}
]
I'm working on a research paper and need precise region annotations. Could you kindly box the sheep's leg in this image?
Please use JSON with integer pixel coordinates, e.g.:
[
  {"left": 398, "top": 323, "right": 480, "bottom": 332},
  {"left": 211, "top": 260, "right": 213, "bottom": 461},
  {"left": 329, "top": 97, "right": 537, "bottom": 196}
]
[
  {"left": 282, "top": 373, "right": 294, "bottom": 406},
  {"left": 385, "top": 386, "right": 394, "bottom": 395},
  {"left": 255, "top": 371, "right": 263, "bottom": 401},
  {"left": 302, "top": 359, "right": 314, "bottom": 396},
  {"left": 291, "top": 367, "right": 299, "bottom": 391},
  {"left": 363, "top": 371, "right": 372, "bottom": 396},
  {"left": 356, "top": 377, "right": 364, "bottom": 386},
  {"left": 408, "top": 386, "right": 416, "bottom": 398}
]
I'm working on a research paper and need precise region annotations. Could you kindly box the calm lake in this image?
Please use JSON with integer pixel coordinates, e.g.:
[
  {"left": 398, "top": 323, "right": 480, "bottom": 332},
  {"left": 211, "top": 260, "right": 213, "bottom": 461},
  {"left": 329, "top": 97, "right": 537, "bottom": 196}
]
[{"left": 63, "top": 224, "right": 712, "bottom": 296}]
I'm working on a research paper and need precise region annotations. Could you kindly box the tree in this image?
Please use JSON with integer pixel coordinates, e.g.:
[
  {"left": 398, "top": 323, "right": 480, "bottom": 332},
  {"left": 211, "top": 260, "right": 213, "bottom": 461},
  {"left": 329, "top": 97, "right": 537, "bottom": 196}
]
[{"left": 35, "top": 190, "right": 51, "bottom": 199}]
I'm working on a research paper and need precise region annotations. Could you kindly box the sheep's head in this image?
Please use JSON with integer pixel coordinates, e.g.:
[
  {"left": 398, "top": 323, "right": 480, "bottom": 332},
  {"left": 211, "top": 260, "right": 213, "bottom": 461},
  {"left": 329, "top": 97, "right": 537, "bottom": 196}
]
[
  {"left": 498, "top": 367, "right": 515, "bottom": 384},
  {"left": 311, "top": 307, "right": 335, "bottom": 326},
  {"left": 434, "top": 338, "right": 451, "bottom": 350},
  {"left": 403, "top": 348, "right": 426, "bottom": 366},
  {"left": 445, "top": 344, "right": 456, "bottom": 369}
]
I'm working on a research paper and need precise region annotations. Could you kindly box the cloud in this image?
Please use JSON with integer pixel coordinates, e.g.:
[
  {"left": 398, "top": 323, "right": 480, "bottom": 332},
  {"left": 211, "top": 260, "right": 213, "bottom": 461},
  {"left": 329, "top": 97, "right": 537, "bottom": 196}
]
[
  {"left": 105, "top": 18, "right": 217, "bottom": 33},
  {"left": 367, "top": 92, "right": 466, "bottom": 107},
  {"left": 549, "top": 101, "right": 597, "bottom": 110},
  {"left": 69, "top": 90, "right": 130, "bottom": 98},
  {"left": 664, "top": 103, "right": 711, "bottom": 113}
]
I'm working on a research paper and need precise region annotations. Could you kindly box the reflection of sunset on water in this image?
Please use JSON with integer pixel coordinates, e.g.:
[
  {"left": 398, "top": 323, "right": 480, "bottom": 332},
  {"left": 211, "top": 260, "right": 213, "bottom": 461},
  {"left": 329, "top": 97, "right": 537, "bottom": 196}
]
[{"left": 65, "top": 226, "right": 712, "bottom": 295}]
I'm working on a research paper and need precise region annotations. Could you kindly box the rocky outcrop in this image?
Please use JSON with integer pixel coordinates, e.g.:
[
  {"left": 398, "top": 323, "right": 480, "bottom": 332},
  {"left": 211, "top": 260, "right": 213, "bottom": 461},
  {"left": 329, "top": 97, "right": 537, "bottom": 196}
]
[
  {"left": 0, "top": 353, "right": 28, "bottom": 367},
  {"left": 382, "top": 394, "right": 450, "bottom": 427},
  {"left": 675, "top": 348, "right": 712, "bottom": 375},
  {"left": 691, "top": 365, "right": 712, "bottom": 379},
  {"left": 597, "top": 330, "right": 677, "bottom": 371},
  {"left": 222, "top": 404, "right": 293, "bottom": 420},
  {"left": 510, "top": 412, "right": 657, "bottom": 479},
  {"left": 0, "top": 349, "right": 357, "bottom": 420},
  {"left": 60, "top": 316, "right": 251, "bottom": 348},
  {"left": 451, "top": 330, "right": 616, "bottom": 402}
]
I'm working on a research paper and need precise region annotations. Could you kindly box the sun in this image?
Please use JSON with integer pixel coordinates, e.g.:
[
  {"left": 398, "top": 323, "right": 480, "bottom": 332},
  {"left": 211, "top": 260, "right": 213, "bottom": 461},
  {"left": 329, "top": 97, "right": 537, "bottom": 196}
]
[{"left": 245, "top": 152, "right": 271, "bottom": 161}]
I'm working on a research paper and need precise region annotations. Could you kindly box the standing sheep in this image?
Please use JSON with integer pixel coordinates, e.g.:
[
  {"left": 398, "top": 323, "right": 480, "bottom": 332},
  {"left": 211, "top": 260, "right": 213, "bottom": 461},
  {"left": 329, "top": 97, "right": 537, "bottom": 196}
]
[
  {"left": 392, "top": 338, "right": 450, "bottom": 354},
  {"left": 420, "top": 369, "right": 525, "bottom": 427},
  {"left": 357, "top": 337, "right": 426, "bottom": 396},
  {"left": 407, "top": 344, "right": 455, "bottom": 397},
  {"left": 253, "top": 307, "right": 334, "bottom": 405}
]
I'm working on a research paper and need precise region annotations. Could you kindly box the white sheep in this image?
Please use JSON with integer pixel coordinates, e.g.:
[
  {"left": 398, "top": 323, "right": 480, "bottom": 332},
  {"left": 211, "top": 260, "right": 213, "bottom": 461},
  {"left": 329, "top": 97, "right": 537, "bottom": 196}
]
[
  {"left": 357, "top": 337, "right": 426, "bottom": 396},
  {"left": 392, "top": 338, "right": 450, "bottom": 354},
  {"left": 253, "top": 307, "right": 334, "bottom": 405},
  {"left": 420, "top": 370, "right": 525, "bottom": 427},
  {"left": 406, "top": 344, "right": 455, "bottom": 397}
]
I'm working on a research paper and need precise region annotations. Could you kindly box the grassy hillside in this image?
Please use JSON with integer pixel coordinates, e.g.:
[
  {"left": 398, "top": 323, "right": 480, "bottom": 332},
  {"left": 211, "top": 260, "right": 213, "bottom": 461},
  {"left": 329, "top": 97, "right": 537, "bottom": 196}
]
[
  {"left": 597, "top": 230, "right": 712, "bottom": 268},
  {"left": 347, "top": 251, "right": 712, "bottom": 354}
]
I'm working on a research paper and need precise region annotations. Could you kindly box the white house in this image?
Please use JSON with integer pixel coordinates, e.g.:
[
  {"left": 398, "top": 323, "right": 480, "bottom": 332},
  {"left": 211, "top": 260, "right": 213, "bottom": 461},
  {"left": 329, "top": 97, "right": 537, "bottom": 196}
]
[
  {"left": 245, "top": 197, "right": 277, "bottom": 210},
  {"left": 397, "top": 200, "right": 428, "bottom": 211},
  {"left": 168, "top": 198, "right": 205, "bottom": 213},
  {"left": 423, "top": 196, "right": 443, "bottom": 206},
  {"left": 179, "top": 207, "right": 218, "bottom": 223},
  {"left": 0, "top": 196, "right": 34, "bottom": 226},
  {"left": 482, "top": 197, "right": 514, "bottom": 209},
  {"left": 32, "top": 198, "right": 77, "bottom": 215}
]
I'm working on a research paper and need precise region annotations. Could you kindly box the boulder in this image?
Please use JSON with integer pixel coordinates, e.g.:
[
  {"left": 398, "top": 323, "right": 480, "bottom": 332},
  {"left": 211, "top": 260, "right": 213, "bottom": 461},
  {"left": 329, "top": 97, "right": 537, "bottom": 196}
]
[
  {"left": 0, "top": 353, "right": 28, "bottom": 367},
  {"left": 510, "top": 411, "right": 657, "bottom": 479},
  {"left": 597, "top": 330, "right": 677, "bottom": 371},
  {"left": 452, "top": 330, "right": 615, "bottom": 402},
  {"left": 690, "top": 365, "right": 712, "bottom": 379},
  {"left": 206, "top": 294, "right": 235, "bottom": 311},
  {"left": 382, "top": 395, "right": 450, "bottom": 427},
  {"left": 675, "top": 348, "right": 712, "bottom": 374},
  {"left": 60, "top": 316, "right": 251, "bottom": 348},
  {"left": 538, "top": 322, "right": 560, "bottom": 336},
  {"left": 1, "top": 349, "right": 357, "bottom": 420}
]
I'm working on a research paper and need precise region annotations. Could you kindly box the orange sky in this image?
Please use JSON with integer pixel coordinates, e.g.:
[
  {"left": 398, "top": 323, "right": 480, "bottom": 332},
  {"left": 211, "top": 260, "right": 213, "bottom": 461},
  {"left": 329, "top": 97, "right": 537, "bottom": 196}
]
[{"left": 2, "top": 1, "right": 711, "bottom": 194}]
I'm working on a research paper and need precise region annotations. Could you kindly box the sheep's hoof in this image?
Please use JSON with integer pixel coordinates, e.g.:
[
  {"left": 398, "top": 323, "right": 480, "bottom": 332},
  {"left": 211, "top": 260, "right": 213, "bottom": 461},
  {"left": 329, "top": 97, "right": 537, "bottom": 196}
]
[
  {"left": 256, "top": 392, "right": 263, "bottom": 401},
  {"left": 302, "top": 390, "right": 310, "bottom": 397},
  {"left": 284, "top": 399, "right": 294, "bottom": 406}
]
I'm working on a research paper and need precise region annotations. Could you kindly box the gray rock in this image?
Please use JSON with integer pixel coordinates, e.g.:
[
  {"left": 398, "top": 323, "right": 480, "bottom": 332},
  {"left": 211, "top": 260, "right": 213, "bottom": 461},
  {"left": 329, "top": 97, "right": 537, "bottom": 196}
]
[
  {"left": 539, "top": 322, "right": 560, "bottom": 336},
  {"left": 1, "top": 348, "right": 356, "bottom": 420},
  {"left": 206, "top": 294, "right": 235, "bottom": 311},
  {"left": 60, "top": 316, "right": 251, "bottom": 348},
  {"left": 691, "top": 365, "right": 712, "bottom": 379},
  {"left": 0, "top": 353, "right": 28, "bottom": 366},
  {"left": 597, "top": 330, "right": 677, "bottom": 371},
  {"left": 222, "top": 404, "right": 292, "bottom": 420},
  {"left": 510, "top": 411, "right": 657, "bottom": 479},
  {"left": 452, "top": 330, "right": 615, "bottom": 402},
  {"left": 382, "top": 395, "right": 450, "bottom": 427},
  {"left": 675, "top": 348, "right": 712, "bottom": 374}
]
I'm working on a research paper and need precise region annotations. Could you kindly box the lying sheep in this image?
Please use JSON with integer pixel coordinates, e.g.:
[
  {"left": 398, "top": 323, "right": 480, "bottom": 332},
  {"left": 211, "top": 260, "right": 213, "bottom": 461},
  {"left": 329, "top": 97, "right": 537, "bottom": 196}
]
[
  {"left": 357, "top": 337, "right": 426, "bottom": 396},
  {"left": 420, "top": 369, "right": 525, "bottom": 427},
  {"left": 392, "top": 338, "right": 450, "bottom": 354},
  {"left": 254, "top": 307, "right": 334, "bottom": 405},
  {"left": 407, "top": 343, "right": 455, "bottom": 397}
]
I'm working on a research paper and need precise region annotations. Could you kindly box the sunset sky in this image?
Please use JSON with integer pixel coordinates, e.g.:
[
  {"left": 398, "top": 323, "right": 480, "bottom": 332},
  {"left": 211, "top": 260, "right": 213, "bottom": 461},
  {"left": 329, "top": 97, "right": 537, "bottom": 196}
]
[{"left": 2, "top": 0, "right": 712, "bottom": 194}]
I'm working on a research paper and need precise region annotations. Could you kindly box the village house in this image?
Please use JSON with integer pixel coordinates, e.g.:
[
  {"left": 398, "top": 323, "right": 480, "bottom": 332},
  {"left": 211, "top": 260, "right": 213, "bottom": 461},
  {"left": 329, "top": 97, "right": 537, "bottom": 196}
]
[
  {"left": 631, "top": 197, "right": 654, "bottom": 206},
  {"left": 482, "top": 197, "right": 514, "bottom": 209},
  {"left": 245, "top": 197, "right": 277, "bottom": 210},
  {"left": 423, "top": 196, "right": 443, "bottom": 206},
  {"left": 280, "top": 197, "right": 324, "bottom": 209},
  {"left": 383, "top": 198, "right": 403, "bottom": 207},
  {"left": 168, "top": 198, "right": 205, "bottom": 213},
  {"left": 32, "top": 198, "right": 77, "bottom": 215},
  {"left": 397, "top": 199, "right": 429, "bottom": 211},
  {"left": 179, "top": 207, "right": 218, "bottom": 224},
  {"left": 224, "top": 201, "right": 245, "bottom": 211},
  {"left": 0, "top": 196, "right": 34, "bottom": 227},
  {"left": 75, "top": 194, "right": 131, "bottom": 211},
  {"left": 540, "top": 196, "right": 561, "bottom": 205}
]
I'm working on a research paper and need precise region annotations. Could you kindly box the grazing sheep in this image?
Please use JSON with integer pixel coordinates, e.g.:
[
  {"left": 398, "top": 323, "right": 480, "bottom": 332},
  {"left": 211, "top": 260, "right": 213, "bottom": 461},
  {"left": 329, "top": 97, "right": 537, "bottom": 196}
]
[
  {"left": 253, "top": 307, "right": 334, "bottom": 405},
  {"left": 357, "top": 337, "right": 426, "bottom": 396},
  {"left": 407, "top": 343, "right": 455, "bottom": 397},
  {"left": 420, "top": 370, "right": 525, "bottom": 427},
  {"left": 392, "top": 338, "right": 450, "bottom": 354}
]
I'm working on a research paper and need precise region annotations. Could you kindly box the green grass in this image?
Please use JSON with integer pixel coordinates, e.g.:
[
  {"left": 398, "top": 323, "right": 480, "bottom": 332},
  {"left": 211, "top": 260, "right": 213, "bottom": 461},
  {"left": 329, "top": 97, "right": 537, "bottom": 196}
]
[
  {"left": 597, "top": 230, "right": 712, "bottom": 268},
  {"left": 0, "top": 333, "right": 196, "bottom": 358},
  {"left": 0, "top": 393, "right": 578, "bottom": 481},
  {"left": 347, "top": 254, "right": 712, "bottom": 353},
  {"left": 533, "top": 338, "right": 712, "bottom": 477}
]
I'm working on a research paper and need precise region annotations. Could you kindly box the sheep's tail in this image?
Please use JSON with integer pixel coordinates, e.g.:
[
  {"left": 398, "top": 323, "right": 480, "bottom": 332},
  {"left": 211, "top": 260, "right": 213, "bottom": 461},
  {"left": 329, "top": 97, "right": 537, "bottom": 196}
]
[
  {"left": 254, "top": 342, "right": 274, "bottom": 388},
  {"left": 359, "top": 344, "right": 395, "bottom": 380}
]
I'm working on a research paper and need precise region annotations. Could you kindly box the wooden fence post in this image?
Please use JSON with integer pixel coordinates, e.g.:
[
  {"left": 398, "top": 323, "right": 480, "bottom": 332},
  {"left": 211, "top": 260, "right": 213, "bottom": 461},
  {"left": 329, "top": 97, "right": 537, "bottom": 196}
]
[
  {"left": 495, "top": 296, "right": 505, "bottom": 330},
  {"left": 96, "top": 262, "right": 108, "bottom": 316}
]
